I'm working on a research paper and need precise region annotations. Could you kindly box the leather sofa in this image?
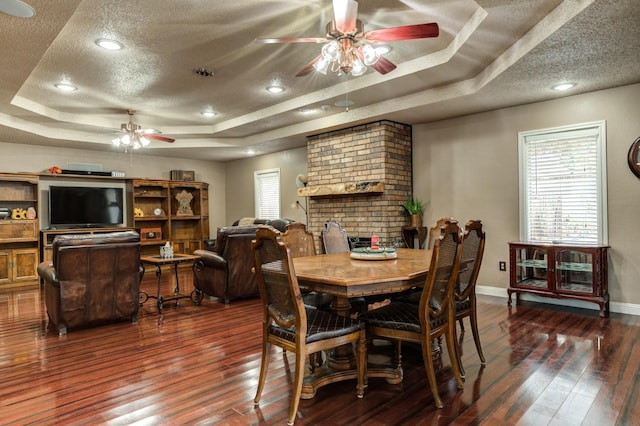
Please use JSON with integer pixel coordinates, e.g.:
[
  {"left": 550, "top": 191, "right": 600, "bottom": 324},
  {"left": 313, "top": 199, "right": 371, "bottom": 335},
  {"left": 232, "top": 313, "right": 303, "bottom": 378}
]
[
  {"left": 37, "top": 231, "right": 142, "bottom": 335},
  {"left": 231, "top": 217, "right": 292, "bottom": 232},
  {"left": 192, "top": 220, "right": 292, "bottom": 303}
]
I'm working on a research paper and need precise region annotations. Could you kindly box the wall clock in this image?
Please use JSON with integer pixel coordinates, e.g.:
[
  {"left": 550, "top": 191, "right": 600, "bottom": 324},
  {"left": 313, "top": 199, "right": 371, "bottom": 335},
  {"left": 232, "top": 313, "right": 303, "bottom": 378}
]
[{"left": 627, "top": 136, "right": 640, "bottom": 178}]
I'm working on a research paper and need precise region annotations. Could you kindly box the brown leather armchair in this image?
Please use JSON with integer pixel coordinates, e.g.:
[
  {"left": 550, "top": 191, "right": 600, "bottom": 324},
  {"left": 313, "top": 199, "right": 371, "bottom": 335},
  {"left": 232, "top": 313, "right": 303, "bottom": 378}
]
[
  {"left": 192, "top": 225, "right": 263, "bottom": 304},
  {"left": 37, "top": 231, "right": 142, "bottom": 335}
]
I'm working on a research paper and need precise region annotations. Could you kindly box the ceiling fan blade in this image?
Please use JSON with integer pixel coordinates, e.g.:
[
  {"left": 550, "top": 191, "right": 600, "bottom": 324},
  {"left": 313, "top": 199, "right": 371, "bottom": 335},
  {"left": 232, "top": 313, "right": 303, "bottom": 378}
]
[
  {"left": 371, "top": 56, "right": 397, "bottom": 75},
  {"left": 255, "top": 37, "right": 327, "bottom": 44},
  {"left": 365, "top": 23, "right": 439, "bottom": 42},
  {"left": 143, "top": 134, "right": 175, "bottom": 143},
  {"left": 295, "top": 54, "right": 323, "bottom": 77},
  {"left": 333, "top": 0, "right": 358, "bottom": 33}
]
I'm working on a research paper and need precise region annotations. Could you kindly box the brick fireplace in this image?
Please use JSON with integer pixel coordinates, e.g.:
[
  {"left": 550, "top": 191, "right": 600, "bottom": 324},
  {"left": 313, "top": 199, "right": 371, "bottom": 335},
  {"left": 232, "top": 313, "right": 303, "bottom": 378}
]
[{"left": 300, "top": 120, "right": 413, "bottom": 252}]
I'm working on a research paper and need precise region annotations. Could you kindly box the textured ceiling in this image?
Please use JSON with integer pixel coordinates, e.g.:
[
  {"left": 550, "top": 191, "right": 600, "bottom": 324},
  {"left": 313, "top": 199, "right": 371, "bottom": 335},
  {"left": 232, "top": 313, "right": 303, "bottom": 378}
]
[{"left": 0, "top": 0, "right": 639, "bottom": 161}]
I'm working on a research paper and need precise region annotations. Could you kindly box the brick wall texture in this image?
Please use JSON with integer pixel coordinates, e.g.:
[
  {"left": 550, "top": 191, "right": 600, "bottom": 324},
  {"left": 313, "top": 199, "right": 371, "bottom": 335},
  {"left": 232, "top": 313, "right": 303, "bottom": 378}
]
[{"left": 305, "top": 120, "right": 413, "bottom": 252}]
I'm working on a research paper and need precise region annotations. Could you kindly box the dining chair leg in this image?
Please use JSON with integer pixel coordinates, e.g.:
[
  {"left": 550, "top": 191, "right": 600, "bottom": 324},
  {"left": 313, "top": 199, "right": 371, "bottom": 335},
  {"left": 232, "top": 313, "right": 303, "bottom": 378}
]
[
  {"left": 445, "top": 325, "right": 465, "bottom": 390},
  {"left": 288, "top": 350, "right": 306, "bottom": 426},
  {"left": 356, "top": 331, "right": 366, "bottom": 398},
  {"left": 454, "top": 322, "right": 466, "bottom": 379},
  {"left": 422, "top": 338, "right": 443, "bottom": 409},
  {"left": 470, "top": 310, "right": 486, "bottom": 364},
  {"left": 254, "top": 341, "right": 271, "bottom": 405}
]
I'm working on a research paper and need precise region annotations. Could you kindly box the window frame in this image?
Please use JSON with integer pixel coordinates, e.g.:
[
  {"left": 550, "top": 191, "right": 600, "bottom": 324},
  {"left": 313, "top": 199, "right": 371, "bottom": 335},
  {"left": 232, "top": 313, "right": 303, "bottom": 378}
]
[
  {"left": 254, "top": 168, "right": 281, "bottom": 219},
  {"left": 518, "top": 120, "right": 608, "bottom": 245}
]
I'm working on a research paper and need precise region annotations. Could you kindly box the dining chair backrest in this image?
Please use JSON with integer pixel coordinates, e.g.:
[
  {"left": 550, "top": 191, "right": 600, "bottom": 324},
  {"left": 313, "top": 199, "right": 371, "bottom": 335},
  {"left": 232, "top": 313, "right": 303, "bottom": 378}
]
[
  {"left": 252, "top": 226, "right": 306, "bottom": 334},
  {"left": 281, "top": 222, "right": 316, "bottom": 258},
  {"left": 428, "top": 217, "right": 455, "bottom": 249},
  {"left": 321, "top": 221, "right": 350, "bottom": 254},
  {"left": 420, "top": 220, "right": 464, "bottom": 320},
  {"left": 457, "top": 220, "right": 485, "bottom": 301}
]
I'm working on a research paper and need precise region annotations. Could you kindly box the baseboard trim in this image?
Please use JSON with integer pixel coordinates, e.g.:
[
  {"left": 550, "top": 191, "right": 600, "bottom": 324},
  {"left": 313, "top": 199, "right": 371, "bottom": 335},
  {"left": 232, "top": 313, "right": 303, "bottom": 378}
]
[{"left": 476, "top": 285, "right": 640, "bottom": 317}]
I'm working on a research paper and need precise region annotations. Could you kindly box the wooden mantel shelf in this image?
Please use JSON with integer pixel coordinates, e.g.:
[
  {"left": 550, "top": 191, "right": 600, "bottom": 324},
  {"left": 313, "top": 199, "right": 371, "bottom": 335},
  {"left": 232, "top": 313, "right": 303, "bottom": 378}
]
[{"left": 297, "top": 181, "right": 384, "bottom": 197}]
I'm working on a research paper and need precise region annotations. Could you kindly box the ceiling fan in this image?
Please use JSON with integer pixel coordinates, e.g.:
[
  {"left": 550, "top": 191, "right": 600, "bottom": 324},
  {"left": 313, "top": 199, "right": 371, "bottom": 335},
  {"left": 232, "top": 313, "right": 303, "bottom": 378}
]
[
  {"left": 255, "top": 0, "right": 439, "bottom": 77},
  {"left": 112, "top": 110, "right": 175, "bottom": 151}
]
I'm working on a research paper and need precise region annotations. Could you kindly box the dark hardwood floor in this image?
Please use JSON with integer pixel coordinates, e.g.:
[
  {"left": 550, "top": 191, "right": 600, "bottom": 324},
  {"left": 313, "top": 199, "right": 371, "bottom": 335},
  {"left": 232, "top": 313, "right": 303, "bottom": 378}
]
[{"left": 1, "top": 271, "right": 638, "bottom": 425}]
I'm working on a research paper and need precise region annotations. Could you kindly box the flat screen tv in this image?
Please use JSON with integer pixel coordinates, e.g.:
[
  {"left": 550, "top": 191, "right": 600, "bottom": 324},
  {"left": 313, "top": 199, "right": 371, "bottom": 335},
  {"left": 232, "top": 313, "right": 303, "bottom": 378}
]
[{"left": 49, "top": 185, "right": 124, "bottom": 228}]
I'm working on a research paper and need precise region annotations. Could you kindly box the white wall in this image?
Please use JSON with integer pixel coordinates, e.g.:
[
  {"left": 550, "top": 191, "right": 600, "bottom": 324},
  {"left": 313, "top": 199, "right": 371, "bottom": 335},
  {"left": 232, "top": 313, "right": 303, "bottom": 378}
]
[
  {"left": 0, "top": 142, "right": 227, "bottom": 235},
  {"left": 413, "top": 83, "right": 640, "bottom": 305}
]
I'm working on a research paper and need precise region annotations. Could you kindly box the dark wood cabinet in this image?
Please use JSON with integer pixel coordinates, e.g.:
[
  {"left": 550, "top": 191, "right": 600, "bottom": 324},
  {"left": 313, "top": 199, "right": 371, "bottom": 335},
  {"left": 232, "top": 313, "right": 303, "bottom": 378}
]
[{"left": 508, "top": 242, "right": 609, "bottom": 317}]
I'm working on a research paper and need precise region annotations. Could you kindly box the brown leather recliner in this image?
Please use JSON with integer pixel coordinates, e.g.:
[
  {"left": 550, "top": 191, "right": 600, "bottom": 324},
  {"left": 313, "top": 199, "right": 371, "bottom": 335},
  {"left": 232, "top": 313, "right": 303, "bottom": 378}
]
[
  {"left": 37, "top": 231, "right": 142, "bottom": 335},
  {"left": 192, "top": 225, "right": 266, "bottom": 304}
]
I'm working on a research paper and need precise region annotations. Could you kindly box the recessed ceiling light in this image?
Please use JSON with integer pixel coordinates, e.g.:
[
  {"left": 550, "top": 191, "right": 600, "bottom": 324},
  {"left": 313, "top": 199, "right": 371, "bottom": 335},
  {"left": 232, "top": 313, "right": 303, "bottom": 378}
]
[
  {"left": 246, "top": 149, "right": 256, "bottom": 156},
  {"left": 266, "top": 85, "right": 285, "bottom": 94},
  {"left": 552, "top": 83, "right": 576, "bottom": 91},
  {"left": 200, "top": 110, "right": 217, "bottom": 117},
  {"left": 54, "top": 82, "right": 77, "bottom": 92},
  {"left": 298, "top": 108, "right": 313, "bottom": 114},
  {"left": 95, "top": 38, "right": 124, "bottom": 50},
  {"left": 334, "top": 100, "right": 354, "bottom": 107},
  {"left": 0, "top": 0, "right": 35, "bottom": 18}
]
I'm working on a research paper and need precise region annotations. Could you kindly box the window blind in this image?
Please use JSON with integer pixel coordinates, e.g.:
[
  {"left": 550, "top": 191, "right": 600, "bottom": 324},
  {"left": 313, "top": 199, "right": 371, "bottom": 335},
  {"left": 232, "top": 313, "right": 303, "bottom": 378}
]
[
  {"left": 519, "top": 122, "right": 607, "bottom": 244},
  {"left": 254, "top": 169, "right": 280, "bottom": 219}
]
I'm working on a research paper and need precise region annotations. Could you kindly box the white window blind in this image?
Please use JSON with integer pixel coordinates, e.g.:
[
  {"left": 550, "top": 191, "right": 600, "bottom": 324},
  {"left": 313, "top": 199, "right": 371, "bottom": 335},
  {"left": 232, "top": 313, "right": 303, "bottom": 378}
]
[
  {"left": 254, "top": 168, "right": 280, "bottom": 219},
  {"left": 518, "top": 121, "right": 607, "bottom": 244}
]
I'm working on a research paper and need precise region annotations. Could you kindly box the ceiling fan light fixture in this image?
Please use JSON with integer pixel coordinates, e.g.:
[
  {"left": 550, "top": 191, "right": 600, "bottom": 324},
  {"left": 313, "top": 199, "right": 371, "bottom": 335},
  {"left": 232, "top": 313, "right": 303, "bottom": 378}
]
[
  {"left": 313, "top": 58, "right": 330, "bottom": 75},
  {"left": 350, "top": 57, "right": 367, "bottom": 76},
  {"left": 361, "top": 43, "right": 380, "bottom": 66},
  {"left": 95, "top": 38, "right": 123, "bottom": 50},
  {"left": 374, "top": 44, "right": 391, "bottom": 55},
  {"left": 321, "top": 40, "right": 341, "bottom": 62}
]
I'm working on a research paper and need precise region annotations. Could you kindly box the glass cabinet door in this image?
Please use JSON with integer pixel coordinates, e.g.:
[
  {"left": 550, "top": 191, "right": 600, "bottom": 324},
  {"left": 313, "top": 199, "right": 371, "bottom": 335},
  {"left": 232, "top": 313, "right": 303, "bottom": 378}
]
[
  {"left": 514, "top": 246, "right": 549, "bottom": 289},
  {"left": 555, "top": 249, "right": 593, "bottom": 294}
]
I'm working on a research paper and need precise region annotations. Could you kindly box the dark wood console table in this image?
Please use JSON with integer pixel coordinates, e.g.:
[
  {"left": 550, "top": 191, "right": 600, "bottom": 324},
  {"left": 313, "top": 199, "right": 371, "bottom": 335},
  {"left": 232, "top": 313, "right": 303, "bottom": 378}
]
[{"left": 508, "top": 242, "right": 609, "bottom": 317}]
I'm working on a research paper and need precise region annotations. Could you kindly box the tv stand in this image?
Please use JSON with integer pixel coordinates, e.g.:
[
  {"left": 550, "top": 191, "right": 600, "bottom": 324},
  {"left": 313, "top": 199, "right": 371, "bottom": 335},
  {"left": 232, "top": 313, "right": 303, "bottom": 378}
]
[{"left": 40, "top": 227, "right": 133, "bottom": 265}]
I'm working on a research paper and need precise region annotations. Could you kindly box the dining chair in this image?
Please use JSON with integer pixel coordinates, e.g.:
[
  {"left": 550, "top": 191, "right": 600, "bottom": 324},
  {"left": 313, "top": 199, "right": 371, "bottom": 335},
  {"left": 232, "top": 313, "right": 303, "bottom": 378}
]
[
  {"left": 396, "top": 216, "right": 456, "bottom": 305},
  {"left": 251, "top": 226, "right": 366, "bottom": 426},
  {"left": 455, "top": 219, "right": 486, "bottom": 376},
  {"left": 321, "top": 221, "right": 350, "bottom": 253},
  {"left": 358, "top": 220, "right": 465, "bottom": 409},
  {"left": 428, "top": 216, "right": 455, "bottom": 249},
  {"left": 321, "top": 221, "right": 368, "bottom": 314},
  {"left": 281, "top": 222, "right": 316, "bottom": 258}
]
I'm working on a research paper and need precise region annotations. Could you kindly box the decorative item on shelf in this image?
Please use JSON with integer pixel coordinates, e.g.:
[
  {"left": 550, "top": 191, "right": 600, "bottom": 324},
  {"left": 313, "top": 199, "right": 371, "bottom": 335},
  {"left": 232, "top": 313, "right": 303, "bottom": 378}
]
[
  {"left": 48, "top": 166, "right": 62, "bottom": 174},
  {"left": 153, "top": 208, "right": 165, "bottom": 216},
  {"left": 0, "top": 208, "right": 9, "bottom": 220},
  {"left": 11, "top": 208, "right": 27, "bottom": 219},
  {"left": 134, "top": 207, "right": 144, "bottom": 217},
  {"left": 175, "top": 189, "right": 194, "bottom": 215},
  {"left": 140, "top": 228, "right": 162, "bottom": 240},
  {"left": 401, "top": 196, "right": 427, "bottom": 227},
  {"left": 26, "top": 207, "right": 36, "bottom": 219},
  {"left": 170, "top": 170, "right": 194, "bottom": 181}
]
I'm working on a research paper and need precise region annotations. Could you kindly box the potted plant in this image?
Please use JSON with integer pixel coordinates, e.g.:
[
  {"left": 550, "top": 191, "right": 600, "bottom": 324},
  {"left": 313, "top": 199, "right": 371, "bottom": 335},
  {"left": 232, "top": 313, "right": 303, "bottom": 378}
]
[{"left": 401, "top": 196, "right": 426, "bottom": 227}]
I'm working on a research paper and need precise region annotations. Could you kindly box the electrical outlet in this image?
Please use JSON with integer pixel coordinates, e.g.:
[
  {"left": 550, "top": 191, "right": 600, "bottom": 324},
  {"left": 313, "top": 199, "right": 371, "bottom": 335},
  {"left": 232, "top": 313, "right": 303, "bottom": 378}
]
[{"left": 499, "top": 261, "right": 506, "bottom": 271}]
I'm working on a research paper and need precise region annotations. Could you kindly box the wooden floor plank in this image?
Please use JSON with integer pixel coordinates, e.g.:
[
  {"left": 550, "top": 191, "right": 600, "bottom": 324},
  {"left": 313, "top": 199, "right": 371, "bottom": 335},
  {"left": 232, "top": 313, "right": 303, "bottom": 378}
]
[{"left": 1, "top": 272, "right": 639, "bottom": 425}]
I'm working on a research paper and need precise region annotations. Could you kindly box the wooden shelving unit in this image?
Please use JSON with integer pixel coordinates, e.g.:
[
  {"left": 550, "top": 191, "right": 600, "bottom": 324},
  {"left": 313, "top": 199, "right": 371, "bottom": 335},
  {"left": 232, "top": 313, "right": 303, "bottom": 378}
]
[
  {"left": 0, "top": 173, "right": 40, "bottom": 288},
  {"left": 130, "top": 179, "right": 209, "bottom": 256}
]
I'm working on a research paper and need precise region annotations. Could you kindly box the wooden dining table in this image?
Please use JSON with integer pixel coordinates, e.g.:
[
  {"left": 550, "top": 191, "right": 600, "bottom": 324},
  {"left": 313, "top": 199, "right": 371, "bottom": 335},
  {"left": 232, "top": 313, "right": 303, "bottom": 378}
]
[{"left": 292, "top": 248, "right": 432, "bottom": 399}]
